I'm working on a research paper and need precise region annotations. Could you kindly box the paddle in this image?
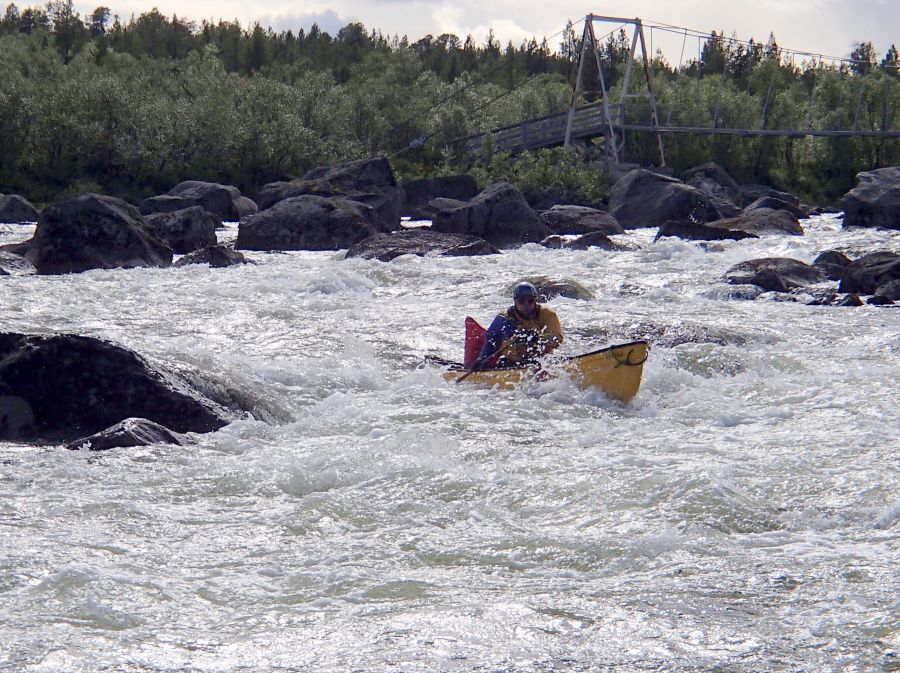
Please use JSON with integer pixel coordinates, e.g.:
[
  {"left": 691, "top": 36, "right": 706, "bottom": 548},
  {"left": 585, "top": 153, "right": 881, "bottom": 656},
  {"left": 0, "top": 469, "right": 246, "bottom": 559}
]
[{"left": 455, "top": 340, "right": 512, "bottom": 384}]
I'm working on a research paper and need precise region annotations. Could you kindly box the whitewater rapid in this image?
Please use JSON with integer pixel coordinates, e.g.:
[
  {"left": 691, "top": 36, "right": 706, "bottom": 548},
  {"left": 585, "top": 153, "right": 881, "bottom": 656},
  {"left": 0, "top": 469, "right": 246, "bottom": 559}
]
[{"left": 1, "top": 215, "right": 898, "bottom": 672}]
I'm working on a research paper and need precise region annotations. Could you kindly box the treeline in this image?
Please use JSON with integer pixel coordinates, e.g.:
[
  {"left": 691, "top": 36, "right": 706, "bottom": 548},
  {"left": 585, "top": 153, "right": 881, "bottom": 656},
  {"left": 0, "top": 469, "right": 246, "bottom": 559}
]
[{"left": 1, "top": 1, "right": 899, "bottom": 206}]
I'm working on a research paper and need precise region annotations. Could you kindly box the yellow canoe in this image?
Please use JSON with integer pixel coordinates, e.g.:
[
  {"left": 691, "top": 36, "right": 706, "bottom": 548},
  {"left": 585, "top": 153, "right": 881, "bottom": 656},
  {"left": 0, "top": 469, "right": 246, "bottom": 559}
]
[{"left": 438, "top": 340, "right": 649, "bottom": 402}]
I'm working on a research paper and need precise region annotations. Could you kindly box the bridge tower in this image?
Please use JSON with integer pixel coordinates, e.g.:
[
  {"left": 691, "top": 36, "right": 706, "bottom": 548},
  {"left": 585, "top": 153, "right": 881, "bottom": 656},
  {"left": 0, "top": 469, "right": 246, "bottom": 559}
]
[{"left": 565, "top": 15, "right": 666, "bottom": 168}]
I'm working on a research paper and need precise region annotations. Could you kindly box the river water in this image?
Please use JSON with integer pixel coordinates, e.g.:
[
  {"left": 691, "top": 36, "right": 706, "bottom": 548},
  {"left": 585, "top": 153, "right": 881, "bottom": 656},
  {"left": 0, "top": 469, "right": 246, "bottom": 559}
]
[{"left": 1, "top": 215, "right": 898, "bottom": 672}]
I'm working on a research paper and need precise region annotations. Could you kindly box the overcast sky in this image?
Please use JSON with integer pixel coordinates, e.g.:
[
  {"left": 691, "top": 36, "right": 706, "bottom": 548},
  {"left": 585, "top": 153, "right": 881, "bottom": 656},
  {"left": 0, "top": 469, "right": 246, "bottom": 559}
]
[{"left": 72, "top": 0, "right": 899, "bottom": 63}]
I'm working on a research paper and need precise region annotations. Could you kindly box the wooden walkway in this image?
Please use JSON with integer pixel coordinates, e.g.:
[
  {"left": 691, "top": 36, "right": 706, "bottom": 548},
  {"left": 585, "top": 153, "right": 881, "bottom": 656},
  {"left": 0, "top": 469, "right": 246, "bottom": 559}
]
[{"left": 450, "top": 103, "right": 900, "bottom": 156}]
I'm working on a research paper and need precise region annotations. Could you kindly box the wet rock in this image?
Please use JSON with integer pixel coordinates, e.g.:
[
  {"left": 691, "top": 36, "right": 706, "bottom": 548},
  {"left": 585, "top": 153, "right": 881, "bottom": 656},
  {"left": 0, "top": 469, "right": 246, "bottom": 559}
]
[
  {"left": 0, "top": 193, "right": 172, "bottom": 275},
  {"left": 682, "top": 162, "right": 743, "bottom": 208},
  {"left": 744, "top": 196, "right": 809, "bottom": 219},
  {"left": 838, "top": 294, "right": 864, "bottom": 306},
  {"left": 539, "top": 205, "right": 624, "bottom": 235},
  {"left": 144, "top": 206, "right": 219, "bottom": 254},
  {"left": 540, "top": 235, "right": 567, "bottom": 249},
  {"left": 141, "top": 181, "right": 258, "bottom": 222},
  {"left": 706, "top": 209, "right": 804, "bottom": 236},
  {"left": 726, "top": 257, "right": 825, "bottom": 292},
  {"left": 0, "top": 194, "right": 40, "bottom": 223},
  {"left": 874, "top": 279, "right": 900, "bottom": 301},
  {"left": 0, "top": 251, "right": 36, "bottom": 276},
  {"left": 565, "top": 231, "right": 629, "bottom": 251},
  {"left": 174, "top": 245, "right": 250, "bottom": 268},
  {"left": 838, "top": 251, "right": 900, "bottom": 294},
  {"left": 608, "top": 169, "right": 737, "bottom": 229},
  {"left": 66, "top": 417, "right": 186, "bottom": 451},
  {"left": 867, "top": 294, "right": 895, "bottom": 305},
  {"left": 0, "top": 332, "right": 231, "bottom": 444},
  {"left": 431, "top": 182, "right": 548, "bottom": 247},
  {"left": 655, "top": 220, "right": 758, "bottom": 242},
  {"left": 258, "top": 156, "right": 402, "bottom": 232},
  {"left": 523, "top": 276, "right": 594, "bottom": 301},
  {"left": 840, "top": 166, "right": 900, "bottom": 230},
  {"left": 236, "top": 195, "right": 381, "bottom": 251},
  {"left": 400, "top": 175, "right": 478, "bottom": 218},
  {"left": 739, "top": 184, "right": 802, "bottom": 209},
  {"left": 814, "top": 250, "right": 852, "bottom": 281},
  {"left": 345, "top": 228, "right": 499, "bottom": 261}
]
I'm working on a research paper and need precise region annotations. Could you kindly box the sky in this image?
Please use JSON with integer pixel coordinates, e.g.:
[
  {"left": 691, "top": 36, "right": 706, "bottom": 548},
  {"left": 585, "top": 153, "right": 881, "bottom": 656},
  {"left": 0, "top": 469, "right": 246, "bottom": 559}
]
[{"left": 68, "top": 0, "right": 899, "bottom": 63}]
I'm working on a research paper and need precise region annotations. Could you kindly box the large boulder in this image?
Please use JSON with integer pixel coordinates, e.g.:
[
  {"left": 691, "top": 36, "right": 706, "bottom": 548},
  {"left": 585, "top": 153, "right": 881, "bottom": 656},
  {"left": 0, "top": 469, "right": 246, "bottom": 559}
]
[
  {"left": 236, "top": 195, "right": 381, "bottom": 251},
  {"left": 258, "top": 157, "right": 402, "bottom": 231},
  {"left": 0, "top": 333, "right": 231, "bottom": 444},
  {"left": 401, "top": 175, "right": 478, "bottom": 218},
  {"left": 838, "top": 252, "right": 900, "bottom": 294},
  {"left": 0, "top": 193, "right": 172, "bottom": 275},
  {"left": 144, "top": 206, "right": 219, "bottom": 254},
  {"left": 345, "top": 229, "right": 499, "bottom": 261},
  {"left": 840, "top": 167, "right": 900, "bottom": 230},
  {"left": 539, "top": 205, "right": 625, "bottom": 235},
  {"left": 726, "top": 257, "right": 825, "bottom": 292},
  {"left": 608, "top": 169, "right": 735, "bottom": 229},
  {"left": 141, "top": 181, "right": 258, "bottom": 222},
  {"left": 744, "top": 196, "right": 809, "bottom": 220},
  {"left": 739, "top": 184, "right": 802, "bottom": 209},
  {"left": 431, "top": 182, "right": 548, "bottom": 246},
  {"left": 0, "top": 194, "right": 40, "bottom": 223}
]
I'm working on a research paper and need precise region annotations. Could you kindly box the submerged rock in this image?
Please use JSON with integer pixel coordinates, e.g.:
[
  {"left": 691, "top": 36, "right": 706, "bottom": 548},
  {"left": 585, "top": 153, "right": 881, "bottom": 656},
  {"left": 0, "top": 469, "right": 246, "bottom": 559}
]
[
  {"left": 66, "top": 417, "right": 187, "bottom": 451},
  {"left": 345, "top": 228, "right": 499, "bottom": 261},
  {"left": 174, "top": 245, "right": 250, "bottom": 268},
  {"left": 726, "top": 257, "right": 825, "bottom": 292}
]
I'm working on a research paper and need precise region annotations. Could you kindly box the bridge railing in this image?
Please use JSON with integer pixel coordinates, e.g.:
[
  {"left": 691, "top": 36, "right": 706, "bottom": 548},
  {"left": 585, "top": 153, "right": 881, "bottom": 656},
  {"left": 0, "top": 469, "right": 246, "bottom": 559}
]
[{"left": 449, "top": 103, "right": 607, "bottom": 155}]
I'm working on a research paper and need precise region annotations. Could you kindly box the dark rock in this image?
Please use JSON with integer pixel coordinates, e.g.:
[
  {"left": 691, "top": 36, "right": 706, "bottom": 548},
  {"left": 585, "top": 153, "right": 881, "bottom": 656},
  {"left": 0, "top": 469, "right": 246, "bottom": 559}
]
[
  {"left": 0, "top": 194, "right": 171, "bottom": 275},
  {"left": 682, "top": 162, "right": 743, "bottom": 207},
  {"left": 655, "top": 220, "right": 758, "bottom": 242},
  {"left": 0, "top": 251, "right": 36, "bottom": 276},
  {"left": 566, "top": 231, "right": 628, "bottom": 250},
  {"left": 539, "top": 205, "right": 624, "bottom": 235},
  {"left": 726, "top": 257, "right": 825, "bottom": 292},
  {"left": 174, "top": 245, "right": 250, "bottom": 268},
  {"left": 258, "top": 157, "right": 401, "bottom": 231},
  {"left": 0, "top": 333, "right": 231, "bottom": 444},
  {"left": 524, "top": 276, "right": 594, "bottom": 301},
  {"left": 739, "top": 184, "right": 801, "bottom": 209},
  {"left": 874, "top": 279, "right": 900, "bottom": 301},
  {"left": 400, "top": 175, "right": 478, "bottom": 217},
  {"left": 867, "top": 294, "right": 895, "bottom": 305},
  {"left": 838, "top": 294, "right": 864, "bottom": 306},
  {"left": 431, "top": 182, "right": 548, "bottom": 246},
  {"left": 144, "top": 206, "right": 219, "bottom": 254},
  {"left": 839, "top": 251, "right": 900, "bottom": 294},
  {"left": 608, "top": 169, "right": 735, "bottom": 229},
  {"left": 814, "top": 250, "right": 852, "bottom": 281},
  {"left": 345, "top": 228, "right": 500, "bottom": 261},
  {"left": 0, "top": 194, "right": 40, "bottom": 223},
  {"left": 406, "top": 197, "right": 467, "bottom": 221},
  {"left": 540, "top": 236, "right": 567, "bottom": 249},
  {"left": 141, "top": 181, "right": 258, "bottom": 222},
  {"left": 236, "top": 195, "right": 381, "bottom": 251},
  {"left": 840, "top": 166, "right": 900, "bottom": 230},
  {"left": 66, "top": 417, "right": 186, "bottom": 451},
  {"left": 744, "top": 196, "right": 809, "bottom": 219},
  {"left": 706, "top": 209, "right": 804, "bottom": 236}
]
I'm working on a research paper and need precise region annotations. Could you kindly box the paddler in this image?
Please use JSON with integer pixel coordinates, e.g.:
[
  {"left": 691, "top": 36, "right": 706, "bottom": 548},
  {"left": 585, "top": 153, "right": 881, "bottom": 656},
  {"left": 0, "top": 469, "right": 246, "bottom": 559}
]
[{"left": 473, "top": 281, "right": 563, "bottom": 370}]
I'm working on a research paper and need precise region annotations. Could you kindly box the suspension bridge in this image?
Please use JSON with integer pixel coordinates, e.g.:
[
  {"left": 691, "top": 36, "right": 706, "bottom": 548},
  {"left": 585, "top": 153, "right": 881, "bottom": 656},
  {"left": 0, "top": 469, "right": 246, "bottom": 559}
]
[{"left": 449, "top": 14, "right": 900, "bottom": 167}]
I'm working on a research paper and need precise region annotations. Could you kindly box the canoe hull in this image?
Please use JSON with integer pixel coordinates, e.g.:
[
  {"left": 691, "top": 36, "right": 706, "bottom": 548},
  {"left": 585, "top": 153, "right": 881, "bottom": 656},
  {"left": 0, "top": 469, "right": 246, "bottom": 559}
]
[{"left": 442, "top": 340, "right": 649, "bottom": 402}]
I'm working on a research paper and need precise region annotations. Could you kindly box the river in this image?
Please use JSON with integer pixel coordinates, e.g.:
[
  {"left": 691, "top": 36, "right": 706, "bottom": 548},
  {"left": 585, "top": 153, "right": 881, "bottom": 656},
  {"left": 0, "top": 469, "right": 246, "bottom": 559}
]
[{"left": 1, "top": 215, "right": 898, "bottom": 672}]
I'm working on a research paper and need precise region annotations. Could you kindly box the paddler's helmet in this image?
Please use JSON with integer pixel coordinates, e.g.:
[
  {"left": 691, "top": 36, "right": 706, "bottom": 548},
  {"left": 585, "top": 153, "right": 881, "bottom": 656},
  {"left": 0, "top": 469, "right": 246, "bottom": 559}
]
[{"left": 513, "top": 281, "right": 539, "bottom": 300}]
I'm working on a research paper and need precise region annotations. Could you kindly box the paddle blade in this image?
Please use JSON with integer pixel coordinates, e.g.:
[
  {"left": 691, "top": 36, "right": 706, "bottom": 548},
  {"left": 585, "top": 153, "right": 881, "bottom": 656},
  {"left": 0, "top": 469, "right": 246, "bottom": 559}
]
[{"left": 464, "top": 317, "right": 486, "bottom": 367}]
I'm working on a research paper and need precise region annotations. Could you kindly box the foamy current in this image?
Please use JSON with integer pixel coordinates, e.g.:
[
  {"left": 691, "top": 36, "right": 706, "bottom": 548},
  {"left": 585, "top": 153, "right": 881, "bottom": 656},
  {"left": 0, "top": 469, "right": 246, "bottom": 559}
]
[{"left": 1, "top": 215, "right": 898, "bottom": 672}]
